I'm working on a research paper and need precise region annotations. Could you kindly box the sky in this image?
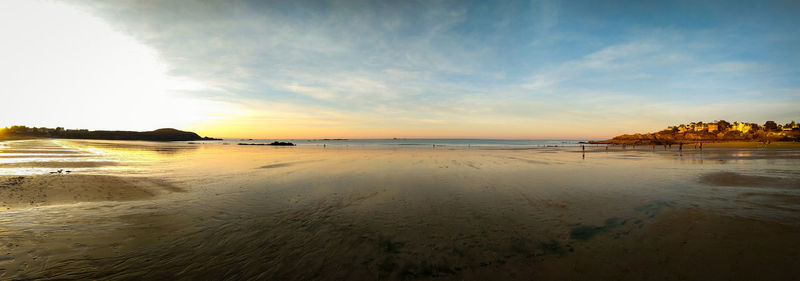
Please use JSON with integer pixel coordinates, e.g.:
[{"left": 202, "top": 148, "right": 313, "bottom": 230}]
[{"left": 1, "top": 0, "right": 798, "bottom": 139}]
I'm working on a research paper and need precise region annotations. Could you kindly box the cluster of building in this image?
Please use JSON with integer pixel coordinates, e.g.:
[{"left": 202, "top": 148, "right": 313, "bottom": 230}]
[{"left": 666, "top": 121, "right": 799, "bottom": 134}]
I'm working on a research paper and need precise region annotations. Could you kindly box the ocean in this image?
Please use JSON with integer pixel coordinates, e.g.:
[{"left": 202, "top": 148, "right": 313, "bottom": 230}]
[{"left": 208, "top": 138, "right": 595, "bottom": 147}]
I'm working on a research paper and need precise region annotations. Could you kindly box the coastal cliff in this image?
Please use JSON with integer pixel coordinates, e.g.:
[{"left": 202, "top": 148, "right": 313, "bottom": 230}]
[
  {"left": 0, "top": 126, "right": 219, "bottom": 142},
  {"left": 593, "top": 120, "right": 799, "bottom": 144}
]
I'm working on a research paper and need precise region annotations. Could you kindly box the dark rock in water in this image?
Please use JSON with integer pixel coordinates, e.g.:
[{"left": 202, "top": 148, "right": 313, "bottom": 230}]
[{"left": 238, "top": 141, "right": 296, "bottom": 146}]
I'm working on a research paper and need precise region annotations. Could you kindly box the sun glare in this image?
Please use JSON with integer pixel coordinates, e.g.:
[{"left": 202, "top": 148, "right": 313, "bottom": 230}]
[{"left": 0, "top": 0, "right": 228, "bottom": 132}]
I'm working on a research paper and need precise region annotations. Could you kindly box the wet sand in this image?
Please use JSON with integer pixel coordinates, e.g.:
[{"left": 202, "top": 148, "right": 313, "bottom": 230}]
[
  {"left": 703, "top": 141, "right": 800, "bottom": 148},
  {"left": 0, "top": 174, "right": 183, "bottom": 210},
  {"left": 0, "top": 139, "right": 798, "bottom": 280},
  {"left": 0, "top": 161, "right": 119, "bottom": 168},
  {"left": 526, "top": 207, "right": 800, "bottom": 281}
]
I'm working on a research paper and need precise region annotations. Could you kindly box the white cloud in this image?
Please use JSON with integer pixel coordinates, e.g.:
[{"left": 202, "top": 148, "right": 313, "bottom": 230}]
[{"left": 0, "top": 0, "right": 232, "bottom": 131}]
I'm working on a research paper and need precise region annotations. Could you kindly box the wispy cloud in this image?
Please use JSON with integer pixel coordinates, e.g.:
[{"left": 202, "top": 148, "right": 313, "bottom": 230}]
[{"left": 47, "top": 0, "right": 800, "bottom": 138}]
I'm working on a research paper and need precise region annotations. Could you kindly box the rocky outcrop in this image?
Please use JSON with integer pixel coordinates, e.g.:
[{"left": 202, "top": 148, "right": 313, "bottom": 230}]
[{"left": 593, "top": 121, "right": 799, "bottom": 144}]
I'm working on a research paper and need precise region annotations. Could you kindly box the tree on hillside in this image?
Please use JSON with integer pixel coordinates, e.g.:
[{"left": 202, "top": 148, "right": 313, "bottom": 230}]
[
  {"left": 764, "top": 121, "right": 778, "bottom": 132},
  {"left": 716, "top": 120, "right": 731, "bottom": 131}
]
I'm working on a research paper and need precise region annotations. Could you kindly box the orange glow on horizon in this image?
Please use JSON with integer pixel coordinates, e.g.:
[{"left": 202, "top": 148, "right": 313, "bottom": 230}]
[{"left": 187, "top": 121, "right": 635, "bottom": 140}]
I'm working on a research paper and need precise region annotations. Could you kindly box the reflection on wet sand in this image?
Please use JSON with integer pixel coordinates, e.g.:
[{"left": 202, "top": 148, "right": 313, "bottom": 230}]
[
  {"left": 699, "top": 171, "right": 800, "bottom": 188},
  {"left": 0, "top": 139, "right": 798, "bottom": 280}
]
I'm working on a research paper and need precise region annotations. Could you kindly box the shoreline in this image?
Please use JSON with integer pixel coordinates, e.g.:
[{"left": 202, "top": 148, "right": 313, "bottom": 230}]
[{"left": 589, "top": 140, "right": 800, "bottom": 147}]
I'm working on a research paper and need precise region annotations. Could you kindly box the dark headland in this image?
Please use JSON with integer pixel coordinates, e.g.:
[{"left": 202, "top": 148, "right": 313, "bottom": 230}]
[
  {"left": 592, "top": 120, "right": 799, "bottom": 144},
  {"left": 0, "top": 126, "right": 220, "bottom": 142}
]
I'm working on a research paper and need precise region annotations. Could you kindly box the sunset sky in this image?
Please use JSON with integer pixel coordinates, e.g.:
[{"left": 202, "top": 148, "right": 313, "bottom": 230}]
[{"left": 1, "top": 0, "right": 798, "bottom": 139}]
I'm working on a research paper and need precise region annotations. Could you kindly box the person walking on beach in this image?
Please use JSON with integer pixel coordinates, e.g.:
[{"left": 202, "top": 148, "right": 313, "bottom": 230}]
[
  {"left": 700, "top": 142, "right": 703, "bottom": 150},
  {"left": 679, "top": 143, "right": 683, "bottom": 151}
]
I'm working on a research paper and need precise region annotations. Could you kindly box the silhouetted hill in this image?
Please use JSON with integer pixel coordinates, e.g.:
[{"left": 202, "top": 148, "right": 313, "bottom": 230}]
[{"left": 0, "top": 126, "right": 220, "bottom": 142}]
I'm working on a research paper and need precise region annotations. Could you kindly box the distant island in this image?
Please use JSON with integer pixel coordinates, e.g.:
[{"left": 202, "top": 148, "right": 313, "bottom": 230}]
[
  {"left": 593, "top": 120, "right": 799, "bottom": 144},
  {"left": 0, "top": 126, "right": 220, "bottom": 142}
]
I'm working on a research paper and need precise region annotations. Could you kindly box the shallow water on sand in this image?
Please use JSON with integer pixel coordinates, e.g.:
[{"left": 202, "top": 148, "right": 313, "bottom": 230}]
[{"left": 1, "top": 139, "right": 799, "bottom": 280}]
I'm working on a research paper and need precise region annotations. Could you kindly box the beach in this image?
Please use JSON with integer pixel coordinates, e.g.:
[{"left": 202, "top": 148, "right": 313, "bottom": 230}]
[{"left": 1, "top": 139, "right": 799, "bottom": 280}]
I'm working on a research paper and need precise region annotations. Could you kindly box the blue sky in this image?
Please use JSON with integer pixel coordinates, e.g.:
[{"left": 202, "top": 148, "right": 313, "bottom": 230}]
[{"left": 3, "top": 0, "right": 799, "bottom": 138}]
